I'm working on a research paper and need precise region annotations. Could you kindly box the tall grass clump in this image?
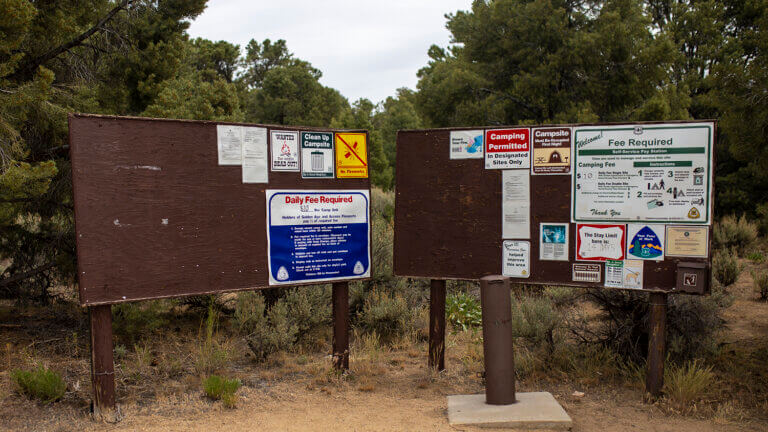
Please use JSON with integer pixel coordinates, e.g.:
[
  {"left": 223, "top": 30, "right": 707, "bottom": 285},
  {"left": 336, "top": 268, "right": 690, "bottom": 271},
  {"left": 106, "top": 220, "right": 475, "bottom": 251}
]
[
  {"left": 664, "top": 359, "right": 716, "bottom": 410},
  {"left": 203, "top": 375, "right": 241, "bottom": 408},
  {"left": 194, "top": 302, "right": 230, "bottom": 374},
  {"left": 11, "top": 366, "right": 66, "bottom": 403},
  {"left": 713, "top": 215, "right": 758, "bottom": 255},
  {"left": 752, "top": 270, "right": 768, "bottom": 300},
  {"left": 713, "top": 248, "right": 742, "bottom": 286}
]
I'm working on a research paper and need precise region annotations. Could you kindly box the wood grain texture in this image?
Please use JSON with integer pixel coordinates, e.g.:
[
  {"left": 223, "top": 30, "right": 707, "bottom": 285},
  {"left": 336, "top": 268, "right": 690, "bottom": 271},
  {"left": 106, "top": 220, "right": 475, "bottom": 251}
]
[
  {"left": 69, "top": 114, "right": 370, "bottom": 305},
  {"left": 393, "top": 124, "right": 713, "bottom": 293}
]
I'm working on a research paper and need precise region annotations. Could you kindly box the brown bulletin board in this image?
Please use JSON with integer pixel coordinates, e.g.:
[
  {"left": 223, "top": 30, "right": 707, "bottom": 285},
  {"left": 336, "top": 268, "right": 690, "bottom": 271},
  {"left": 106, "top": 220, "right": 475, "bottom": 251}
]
[
  {"left": 393, "top": 122, "right": 715, "bottom": 294},
  {"left": 69, "top": 114, "right": 370, "bottom": 305}
]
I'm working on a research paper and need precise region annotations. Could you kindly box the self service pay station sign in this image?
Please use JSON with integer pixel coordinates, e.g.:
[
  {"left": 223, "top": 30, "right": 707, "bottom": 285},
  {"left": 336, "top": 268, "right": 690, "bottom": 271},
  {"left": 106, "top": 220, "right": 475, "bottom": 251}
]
[{"left": 266, "top": 190, "right": 371, "bottom": 285}]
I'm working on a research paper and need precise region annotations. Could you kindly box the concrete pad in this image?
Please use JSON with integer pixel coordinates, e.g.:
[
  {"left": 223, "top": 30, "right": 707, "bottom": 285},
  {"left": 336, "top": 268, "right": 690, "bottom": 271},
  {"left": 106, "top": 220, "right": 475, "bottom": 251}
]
[{"left": 447, "top": 392, "right": 572, "bottom": 430}]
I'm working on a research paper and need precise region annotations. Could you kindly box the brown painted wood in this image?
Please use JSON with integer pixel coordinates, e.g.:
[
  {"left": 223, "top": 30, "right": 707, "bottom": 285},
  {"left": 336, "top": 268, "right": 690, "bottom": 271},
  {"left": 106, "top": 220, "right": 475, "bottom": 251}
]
[
  {"left": 429, "top": 279, "right": 446, "bottom": 371},
  {"left": 646, "top": 292, "right": 668, "bottom": 398},
  {"left": 480, "top": 276, "right": 516, "bottom": 405},
  {"left": 332, "top": 282, "right": 349, "bottom": 370},
  {"left": 89, "top": 305, "right": 117, "bottom": 421},
  {"left": 69, "top": 114, "right": 370, "bottom": 305},
  {"left": 393, "top": 124, "right": 713, "bottom": 292}
]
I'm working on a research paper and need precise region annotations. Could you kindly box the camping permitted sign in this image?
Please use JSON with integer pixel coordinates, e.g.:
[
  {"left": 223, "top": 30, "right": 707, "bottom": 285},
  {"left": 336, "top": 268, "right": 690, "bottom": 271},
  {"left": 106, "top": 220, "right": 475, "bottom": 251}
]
[{"left": 485, "top": 128, "right": 531, "bottom": 169}]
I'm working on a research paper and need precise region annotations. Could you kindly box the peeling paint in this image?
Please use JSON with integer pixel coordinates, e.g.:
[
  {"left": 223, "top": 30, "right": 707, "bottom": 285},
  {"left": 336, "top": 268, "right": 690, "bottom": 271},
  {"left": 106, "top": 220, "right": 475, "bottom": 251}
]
[
  {"left": 115, "top": 165, "right": 161, "bottom": 171},
  {"left": 113, "top": 219, "right": 132, "bottom": 227}
]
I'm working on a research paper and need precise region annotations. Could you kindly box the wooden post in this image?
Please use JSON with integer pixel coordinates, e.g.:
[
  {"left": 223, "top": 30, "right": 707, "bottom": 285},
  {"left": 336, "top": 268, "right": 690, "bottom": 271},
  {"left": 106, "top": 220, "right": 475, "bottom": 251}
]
[
  {"left": 429, "top": 279, "right": 446, "bottom": 371},
  {"left": 89, "top": 305, "right": 119, "bottom": 421},
  {"left": 332, "top": 282, "right": 350, "bottom": 371},
  {"left": 645, "top": 292, "right": 668, "bottom": 398}
]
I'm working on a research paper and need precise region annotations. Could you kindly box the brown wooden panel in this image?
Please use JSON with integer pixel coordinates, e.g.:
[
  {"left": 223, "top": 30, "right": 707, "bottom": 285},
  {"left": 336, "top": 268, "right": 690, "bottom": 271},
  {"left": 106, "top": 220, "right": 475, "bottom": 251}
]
[
  {"left": 69, "top": 114, "right": 370, "bottom": 305},
  {"left": 393, "top": 123, "right": 714, "bottom": 293}
]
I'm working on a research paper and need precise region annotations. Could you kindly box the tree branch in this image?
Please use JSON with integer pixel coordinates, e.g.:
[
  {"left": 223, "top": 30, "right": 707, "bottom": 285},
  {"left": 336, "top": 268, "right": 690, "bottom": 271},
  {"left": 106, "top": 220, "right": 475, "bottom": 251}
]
[
  {"left": 3, "top": 0, "right": 133, "bottom": 82},
  {"left": 0, "top": 262, "right": 56, "bottom": 288}
]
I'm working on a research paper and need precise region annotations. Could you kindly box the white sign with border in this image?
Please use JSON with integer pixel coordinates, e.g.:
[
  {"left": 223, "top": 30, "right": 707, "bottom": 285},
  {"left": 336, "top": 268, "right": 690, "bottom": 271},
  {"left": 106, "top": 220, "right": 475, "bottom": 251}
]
[
  {"left": 502, "top": 240, "right": 530, "bottom": 278},
  {"left": 271, "top": 130, "right": 299, "bottom": 171},
  {"left": 449, "top": 130, "right": 484, "bottom": 159},
  {"left": 572, "top": 122, "right": 713, "bottom": 224}
]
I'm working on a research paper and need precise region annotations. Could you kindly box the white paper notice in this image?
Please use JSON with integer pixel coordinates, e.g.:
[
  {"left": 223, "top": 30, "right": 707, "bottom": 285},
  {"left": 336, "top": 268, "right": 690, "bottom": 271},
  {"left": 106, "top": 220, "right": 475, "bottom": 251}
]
[
  {"left": 449, "top": 130, "right": 484, "bottom": 159},
  {"left": 502, "top": 170, "right": 530, "bottom": 239},
  {"left": 271, "top": 130, "right": 300, "bottom": 171},
  {"left": 217, "top": 125, "right": 243, "bottom": 165},
  {"left": 502, "top": 240, "right": 530, "bottom": 278},
  {"left": 242, "top": 127, "right": 268, "bottom": 183}
]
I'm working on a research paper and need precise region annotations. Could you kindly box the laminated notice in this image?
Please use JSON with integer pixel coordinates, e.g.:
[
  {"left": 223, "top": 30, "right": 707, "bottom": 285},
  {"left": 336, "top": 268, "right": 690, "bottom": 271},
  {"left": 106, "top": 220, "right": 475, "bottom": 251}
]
[
  {"left": 502, "top": 170, "right": 530, "bottom": 239},
  {"left": 502, "top": 240, "right": 530, "bottom": 278},
  {"left": 241, "top": 127, "right": 268, "bottom": 183}
]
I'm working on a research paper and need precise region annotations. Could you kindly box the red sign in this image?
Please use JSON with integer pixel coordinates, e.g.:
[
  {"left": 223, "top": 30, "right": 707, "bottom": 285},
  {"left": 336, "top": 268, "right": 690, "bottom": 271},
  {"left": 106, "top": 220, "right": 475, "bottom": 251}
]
[
  {"left": 576, "top": 224, "right": 626, "bottom": 261},
  {"left": 484, "top": 128, "right": 531, "bottom": 169}
]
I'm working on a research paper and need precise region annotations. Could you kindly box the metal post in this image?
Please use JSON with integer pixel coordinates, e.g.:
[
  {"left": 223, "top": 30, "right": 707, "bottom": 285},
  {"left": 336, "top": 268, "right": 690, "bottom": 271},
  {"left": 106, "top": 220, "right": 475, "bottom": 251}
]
[
  {"left": 646, "top": 291, "right": 668, "bottom": 398},
  {"left": 332, "top": 282, "right": 350, "bottom": 370},
  {"left": 480, "top": 275, "right": 516, "bottom": 405},
  {"left": 89, "top": 305, "right": 118, "bottom": 421},
  {"left": 429, "top": 279, "right": 446, "bottom": 371}
]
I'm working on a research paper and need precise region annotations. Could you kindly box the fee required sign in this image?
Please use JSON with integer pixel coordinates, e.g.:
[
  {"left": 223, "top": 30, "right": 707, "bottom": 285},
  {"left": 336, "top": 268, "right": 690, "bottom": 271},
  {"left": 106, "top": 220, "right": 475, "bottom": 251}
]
[{"left": 572, "top": 123, "right": 713, "bottom": 224}]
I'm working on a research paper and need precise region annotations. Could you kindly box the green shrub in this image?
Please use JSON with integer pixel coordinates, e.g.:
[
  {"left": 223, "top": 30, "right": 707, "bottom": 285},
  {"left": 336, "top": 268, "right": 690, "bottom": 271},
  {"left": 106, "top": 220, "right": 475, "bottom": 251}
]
[
  {"left": 752, "top": 270, "right": 768, "bottom": 300},
  {"left": 664, "top": 359, "right": 716, "bottom": 408},
  {"left": 11, "top": 366, "right": 66, "bottom": 403},
  {"left": 244, "top": 295, "right": 297, "bottom": 361},
  {"left": 577, "top": 288, "right": 733, "bottom": 363},
  {"left": 747, "top": 251, "right": 765, "bottom": 263},
  {"left": 234, "top": 291, "right": 268, "bottom": 335},
  {"left": 113, "top": 300, "right": 169, "bottom": 343},
  {"left": 356, "top": 289, "right": 412, "bottom": 342},
  {"left": 370, "top": 187, "right": 394, "bottom": 222},
  {"left": 713, "top": 248, "right": 742, "bottom": 286},
  {"left": 446, "top": 291, "right": 482, "bottom": 331},
  {"left": 237, "top": 287, "right": 331, "bottom": 360},
  {"left": 510, "top": 295, "right": 562, "bottom": 352},
  {"left": 203, "top": 375, "right": 241, "bottom": 408},
  {"left": 713, "top": 215, "right": 758, "bottom": 255}
]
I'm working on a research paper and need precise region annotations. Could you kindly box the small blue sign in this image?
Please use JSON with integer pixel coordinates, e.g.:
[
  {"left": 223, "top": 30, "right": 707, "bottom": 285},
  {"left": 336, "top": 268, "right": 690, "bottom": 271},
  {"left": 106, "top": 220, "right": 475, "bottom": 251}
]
[
  {"left": 266, "top": 190, "right": 370, "bottom": 285},
  {"left": 628, "top": 225, "right": 663, "bottom": 259}
]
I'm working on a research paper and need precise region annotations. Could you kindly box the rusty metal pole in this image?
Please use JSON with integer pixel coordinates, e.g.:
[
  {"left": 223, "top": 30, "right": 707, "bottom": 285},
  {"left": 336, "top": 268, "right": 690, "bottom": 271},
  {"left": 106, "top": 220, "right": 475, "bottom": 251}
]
[
  {"left": 89, "top": 305, "right": 118, "bottom": 421},
  {"left": 332, "top": 282, "right": 350, "bottom": 371},
  {"left": 480, "top": 275, "right": 516, "bottom": 405},
  {"left": 429, "top": 279, "right": 446, "bottom": 371},
  {"left": 646, "top": 291, "right": 668, "bottom": 398}
]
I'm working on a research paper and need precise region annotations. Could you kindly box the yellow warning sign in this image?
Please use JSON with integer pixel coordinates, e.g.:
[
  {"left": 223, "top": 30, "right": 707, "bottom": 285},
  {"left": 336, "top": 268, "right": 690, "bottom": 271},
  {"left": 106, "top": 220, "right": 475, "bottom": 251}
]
[{"left": 335, "top": 133, "right": 368, "bottom": 178}]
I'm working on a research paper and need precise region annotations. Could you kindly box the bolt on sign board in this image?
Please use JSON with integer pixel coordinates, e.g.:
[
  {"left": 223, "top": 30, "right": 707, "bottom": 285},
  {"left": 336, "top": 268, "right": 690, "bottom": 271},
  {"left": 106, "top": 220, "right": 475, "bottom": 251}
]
[
  {"left": 69, "top": 114, "right": 371, "bottom": 305},
  {"left": 394, "top": 121, "right": 715, "bottom": 294}
]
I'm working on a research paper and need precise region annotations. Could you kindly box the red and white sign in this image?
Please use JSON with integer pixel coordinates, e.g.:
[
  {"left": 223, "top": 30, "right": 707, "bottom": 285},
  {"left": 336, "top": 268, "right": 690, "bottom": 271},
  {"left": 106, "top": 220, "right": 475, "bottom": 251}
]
[
  {"left": 485, "top": 128, "right": 531, "bottom": 169},
  {"left": 576, "top": 224, "right": 626, "bottom": 261}
]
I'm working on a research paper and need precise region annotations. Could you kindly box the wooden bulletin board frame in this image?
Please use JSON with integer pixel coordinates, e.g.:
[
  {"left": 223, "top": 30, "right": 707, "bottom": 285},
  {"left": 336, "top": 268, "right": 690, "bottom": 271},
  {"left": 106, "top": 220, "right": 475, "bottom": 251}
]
[
  {"left": 69, "top": 114, "right": 371, "bottom": 306},
  {"left": 393, "top": 121, "right": 715, "bottom": 294}
]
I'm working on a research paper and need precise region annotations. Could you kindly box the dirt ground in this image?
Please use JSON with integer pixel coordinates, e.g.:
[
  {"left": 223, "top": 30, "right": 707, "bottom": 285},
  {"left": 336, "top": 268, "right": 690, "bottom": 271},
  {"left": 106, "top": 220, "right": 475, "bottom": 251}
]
[{"left": 1, "top": 265, "right": 767, "bottom": 431}]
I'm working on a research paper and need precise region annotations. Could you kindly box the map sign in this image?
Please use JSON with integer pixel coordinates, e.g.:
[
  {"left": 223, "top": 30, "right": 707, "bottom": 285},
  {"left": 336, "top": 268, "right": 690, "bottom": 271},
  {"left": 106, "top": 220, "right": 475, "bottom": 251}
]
[
  {"left": 266, "top": 190, "right": 370, "bottom": 285},
  {"left": 572, "top": 123, "right": 713, "bottom": 224}
]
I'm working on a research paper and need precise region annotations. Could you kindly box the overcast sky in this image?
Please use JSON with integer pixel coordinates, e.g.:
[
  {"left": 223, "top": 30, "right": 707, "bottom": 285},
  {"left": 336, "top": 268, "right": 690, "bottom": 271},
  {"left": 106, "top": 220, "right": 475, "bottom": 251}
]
[{"left": 187, "top": 0, "right": 471, "bottom": 104}]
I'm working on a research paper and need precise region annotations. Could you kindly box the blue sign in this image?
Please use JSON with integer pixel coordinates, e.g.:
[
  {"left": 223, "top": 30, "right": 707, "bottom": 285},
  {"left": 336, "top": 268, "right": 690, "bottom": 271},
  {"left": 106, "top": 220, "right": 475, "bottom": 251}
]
[
  {"left": 266, "top": 190, "right": 370, "bottom": 285},
  {"left": 628, "top": 225, "right": 663, "bottom": 260}
]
